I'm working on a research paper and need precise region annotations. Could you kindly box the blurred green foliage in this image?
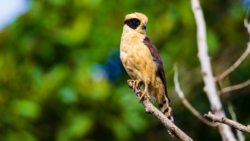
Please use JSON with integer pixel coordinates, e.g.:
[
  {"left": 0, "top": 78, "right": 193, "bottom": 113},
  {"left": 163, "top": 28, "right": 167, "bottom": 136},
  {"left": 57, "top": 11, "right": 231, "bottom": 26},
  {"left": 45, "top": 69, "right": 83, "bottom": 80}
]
[{"left": 0, "top": 0, "right": 250, "bottom": 141}]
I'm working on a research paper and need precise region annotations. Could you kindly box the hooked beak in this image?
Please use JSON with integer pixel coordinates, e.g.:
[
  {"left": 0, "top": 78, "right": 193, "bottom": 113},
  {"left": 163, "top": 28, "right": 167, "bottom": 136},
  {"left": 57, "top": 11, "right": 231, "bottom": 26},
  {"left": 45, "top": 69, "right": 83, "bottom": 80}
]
[{"left": 142, "top": 24, "right": 147, "bottom": 30}]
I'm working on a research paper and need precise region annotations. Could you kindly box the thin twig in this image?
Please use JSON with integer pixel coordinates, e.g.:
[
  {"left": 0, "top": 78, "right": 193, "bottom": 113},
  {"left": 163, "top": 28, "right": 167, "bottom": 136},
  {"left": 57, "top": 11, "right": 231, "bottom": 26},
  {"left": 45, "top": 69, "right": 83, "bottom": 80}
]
[
  {"left": 204, "top": 112, "right": 250, "bottom": 134},
  {"left": 174, "top": 65, "right": 217, "bottom": 127},
  {"left": 215, "top": 43, "right": 250, "bottom": 81},
  {"left": 127, "top": 81, "right": 193, "bottom": 141},
  {"left": 228, "top": 103, "right": 245, "bottom": 141},
  {"left": 215, "top": 18, "right": 250, "bottom": 81},
  {"left": 217, "top": 79, "right": 250, "bottom": 95},
  {"left": 190, "top": 0, "right": 236, "bottom": 140},
  {"left": 244, "top": 18, "right": 250, "bottom": 35}
]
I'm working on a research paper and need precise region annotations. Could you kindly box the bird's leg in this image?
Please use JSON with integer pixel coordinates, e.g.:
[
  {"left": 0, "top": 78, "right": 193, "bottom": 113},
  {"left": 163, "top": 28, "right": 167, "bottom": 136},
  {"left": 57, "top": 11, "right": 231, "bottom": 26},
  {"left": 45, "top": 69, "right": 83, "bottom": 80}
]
[{"left": 139, "top": 82, "right": 151, "bottom": 101}]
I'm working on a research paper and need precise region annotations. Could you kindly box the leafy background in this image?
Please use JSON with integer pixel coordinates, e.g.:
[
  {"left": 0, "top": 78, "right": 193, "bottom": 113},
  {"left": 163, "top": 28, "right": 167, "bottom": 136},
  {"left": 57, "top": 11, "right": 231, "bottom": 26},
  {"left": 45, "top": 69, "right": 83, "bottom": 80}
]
[{"left": 0, "top": 0, "right": 250, "bottom": 141}]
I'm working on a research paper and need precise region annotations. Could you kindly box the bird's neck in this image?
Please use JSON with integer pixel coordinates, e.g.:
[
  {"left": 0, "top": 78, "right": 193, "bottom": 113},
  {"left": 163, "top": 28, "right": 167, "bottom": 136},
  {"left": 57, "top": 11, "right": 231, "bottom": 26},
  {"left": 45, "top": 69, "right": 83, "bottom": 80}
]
[
  {"left": 122, "top": 26, "right": 146, "bottom": 36},
  {"left": 121, "top": 26, "right": 146, "bottom": 43}
]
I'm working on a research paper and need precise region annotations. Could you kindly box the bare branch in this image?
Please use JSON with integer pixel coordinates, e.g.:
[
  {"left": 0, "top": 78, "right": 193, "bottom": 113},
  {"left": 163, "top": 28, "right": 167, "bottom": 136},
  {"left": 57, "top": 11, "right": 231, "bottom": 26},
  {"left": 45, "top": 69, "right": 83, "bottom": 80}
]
[
  {"left": 190, "top": 0, "right": 236, "bottom": 140},
  {"left": 127, "top": 81, "right": 193, "bottom": 141},
  {"left": 204, "top": 112, "right": 250, "bottom": 134},
  {"left": 217, "top": 79, "right": 250, "bottom": 95},
  {"left": 244, "top": 18, "right": 250, "bottom": 35},
  {"left": 228, "top": 103, "right": 245, "bottom": 141},
  {"left": 174, "top": 65, "right": 217, "bottom": 127},
  {"left": 215, "top": 18, "right": 250, "bottom": 81},
  {"left": 215, "top": 43, "right": 250, "bottom": 81}
]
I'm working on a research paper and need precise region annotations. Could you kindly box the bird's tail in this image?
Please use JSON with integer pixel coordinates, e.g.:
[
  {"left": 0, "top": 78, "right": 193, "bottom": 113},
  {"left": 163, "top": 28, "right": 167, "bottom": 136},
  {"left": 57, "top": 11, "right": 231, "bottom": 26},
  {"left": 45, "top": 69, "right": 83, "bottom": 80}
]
[{"left": 156, "top": 93, "right": 174, "bottom": 122}]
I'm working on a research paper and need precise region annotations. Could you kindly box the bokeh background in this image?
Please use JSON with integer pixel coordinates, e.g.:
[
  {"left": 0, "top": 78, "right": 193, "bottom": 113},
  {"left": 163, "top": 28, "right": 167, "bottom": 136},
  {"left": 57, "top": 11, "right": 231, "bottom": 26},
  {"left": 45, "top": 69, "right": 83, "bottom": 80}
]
[{"left": 0, "top": 0, "right": 250, "bottom": 141}]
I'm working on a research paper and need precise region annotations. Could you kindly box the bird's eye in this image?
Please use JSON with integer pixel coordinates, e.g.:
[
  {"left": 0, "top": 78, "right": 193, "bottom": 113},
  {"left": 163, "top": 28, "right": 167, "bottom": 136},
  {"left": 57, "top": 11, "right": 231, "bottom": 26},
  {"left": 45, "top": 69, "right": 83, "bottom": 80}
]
[{"left": 132, "top": 19, "right": 140, "bottom": 25}]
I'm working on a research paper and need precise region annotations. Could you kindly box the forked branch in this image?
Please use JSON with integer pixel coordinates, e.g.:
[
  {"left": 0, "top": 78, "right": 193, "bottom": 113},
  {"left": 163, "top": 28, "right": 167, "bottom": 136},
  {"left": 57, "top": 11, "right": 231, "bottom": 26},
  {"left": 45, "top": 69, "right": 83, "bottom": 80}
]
[
  {"left": 190, "top": 0, "right": 236, "bottom": 140},
  {"left": 174, "top": 65, "right": 217, "bottom": 127}
]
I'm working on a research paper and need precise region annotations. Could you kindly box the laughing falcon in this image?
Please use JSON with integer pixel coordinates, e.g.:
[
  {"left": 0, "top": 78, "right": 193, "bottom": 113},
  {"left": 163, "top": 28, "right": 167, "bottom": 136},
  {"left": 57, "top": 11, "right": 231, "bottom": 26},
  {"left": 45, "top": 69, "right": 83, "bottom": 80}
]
[{"left": 120, "top": 12, "right": 173, "bottom": 121}]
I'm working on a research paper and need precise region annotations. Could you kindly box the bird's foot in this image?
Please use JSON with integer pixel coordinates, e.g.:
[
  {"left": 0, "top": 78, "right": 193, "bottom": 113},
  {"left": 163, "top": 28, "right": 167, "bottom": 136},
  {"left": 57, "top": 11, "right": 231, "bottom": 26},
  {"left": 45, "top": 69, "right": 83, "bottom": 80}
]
[
  {"left": 139, "top": 91, "right": 151, "bottom": 101},
  {"left": 127, "top": 79, "right": 150, "bottom": 101},
  {"left": 127, "top": 79, "right": 142, "bottom": 89}
]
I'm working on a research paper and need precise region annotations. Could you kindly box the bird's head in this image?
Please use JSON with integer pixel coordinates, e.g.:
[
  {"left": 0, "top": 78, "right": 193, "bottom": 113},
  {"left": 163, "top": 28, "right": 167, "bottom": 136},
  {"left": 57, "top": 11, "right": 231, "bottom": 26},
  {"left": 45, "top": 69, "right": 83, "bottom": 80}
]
[{"left": 123, "top": 12, "right": 148, "bottom": 35}]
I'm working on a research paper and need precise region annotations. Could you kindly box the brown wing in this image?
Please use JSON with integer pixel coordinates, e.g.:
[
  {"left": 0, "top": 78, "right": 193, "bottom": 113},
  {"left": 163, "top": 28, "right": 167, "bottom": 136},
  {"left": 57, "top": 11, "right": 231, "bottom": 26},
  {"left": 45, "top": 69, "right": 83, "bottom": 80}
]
[{"left": 143, "top": 36, "right": 170, "bottom": 101}]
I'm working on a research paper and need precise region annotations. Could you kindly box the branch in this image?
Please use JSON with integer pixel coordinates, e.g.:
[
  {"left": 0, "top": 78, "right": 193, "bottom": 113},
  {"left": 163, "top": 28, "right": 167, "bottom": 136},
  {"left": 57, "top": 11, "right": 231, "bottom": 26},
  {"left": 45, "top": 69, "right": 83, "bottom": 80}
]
[
  {"left": 190, "top": 0, "right": 236, "bottom": 140},
  {"left": 127, "top": 81, "right": 193, "bottom": 141},
  {"left": 174, "top": 65, "right": 217, "bottom": 127},
  {"left": 215, "top": 18, "right": 250, "bottom": 81},
  {"left": 217, "top": 78, "right": 250, "bottom": 95},
  {"left": 204, "top": 112, "right": 250, "bottom": 134},
  {"left": 228, "top": 103, "right": 245, "bottom": 141},
  {"left": 215, "top": 43, "right": 250, "bottom": 81}
]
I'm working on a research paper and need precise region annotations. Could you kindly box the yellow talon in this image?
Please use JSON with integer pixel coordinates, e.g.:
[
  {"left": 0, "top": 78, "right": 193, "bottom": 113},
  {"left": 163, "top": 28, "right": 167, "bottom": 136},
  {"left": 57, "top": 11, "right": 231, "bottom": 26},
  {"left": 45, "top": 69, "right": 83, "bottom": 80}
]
[
  {"left": 127, "top": 79, "right": 150, "bottom": 101},
  {"left": 134, "top": 80, "right": 142, "bottom": 87},
  {"left": 139, "top": 91, "right": 151, "bottom": 101},
  {"left": 127, "top": 79, "right": 142, "bottom": 89}
]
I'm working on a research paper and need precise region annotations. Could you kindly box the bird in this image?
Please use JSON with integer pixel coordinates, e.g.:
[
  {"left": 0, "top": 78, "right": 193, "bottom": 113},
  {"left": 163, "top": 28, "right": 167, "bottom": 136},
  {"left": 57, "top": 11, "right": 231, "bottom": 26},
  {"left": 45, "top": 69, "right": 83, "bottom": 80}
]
[{"left": 120, "top": 12, "right": 174, "bottom": 122}]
